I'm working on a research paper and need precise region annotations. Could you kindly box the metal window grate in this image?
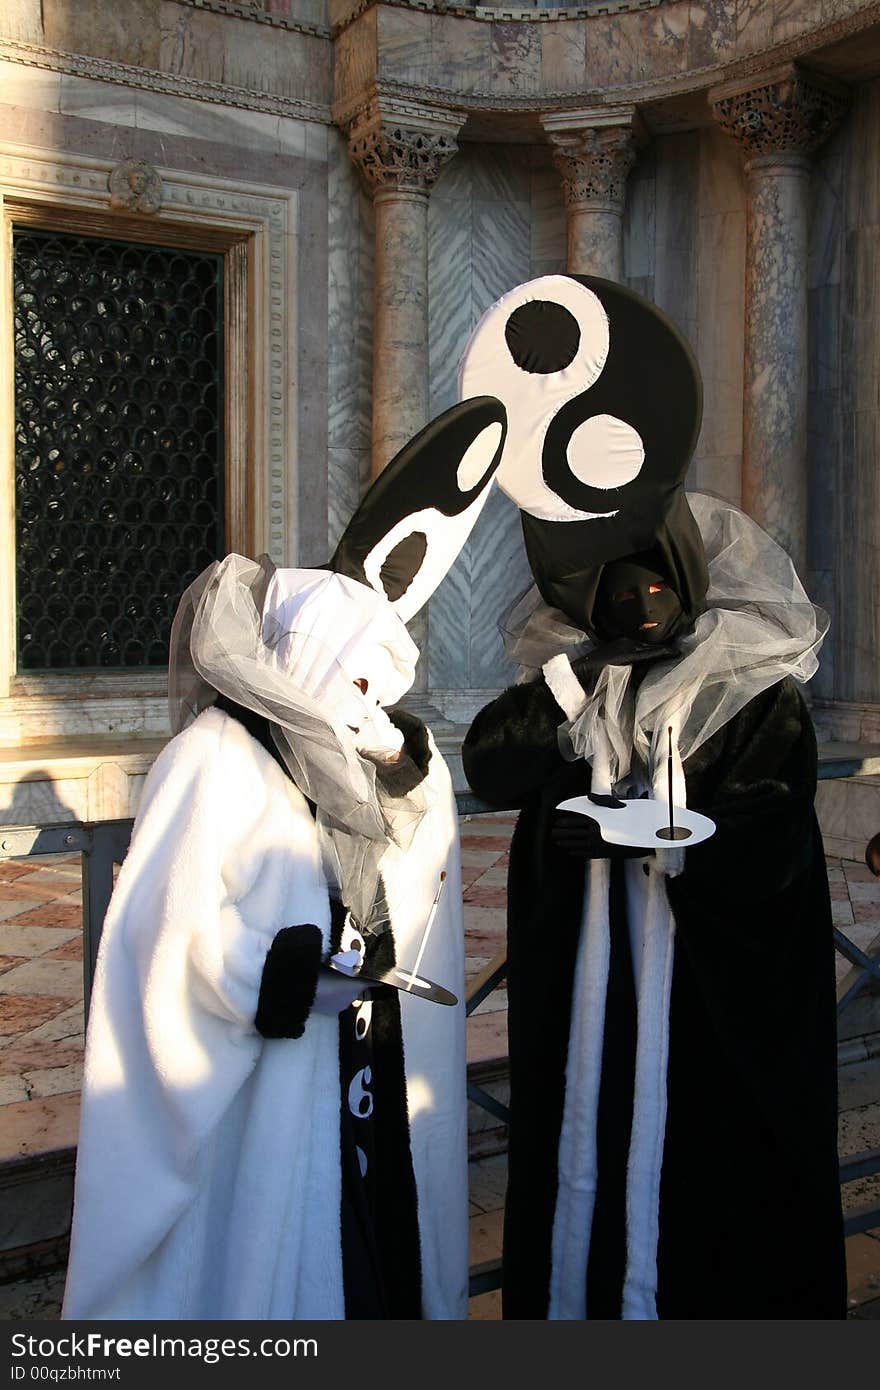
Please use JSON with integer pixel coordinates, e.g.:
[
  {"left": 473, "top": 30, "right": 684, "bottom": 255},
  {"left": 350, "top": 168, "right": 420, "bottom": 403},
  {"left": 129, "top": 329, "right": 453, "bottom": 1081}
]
[{"left": 13, "top": 227, "right": 225, "bottom": 670}]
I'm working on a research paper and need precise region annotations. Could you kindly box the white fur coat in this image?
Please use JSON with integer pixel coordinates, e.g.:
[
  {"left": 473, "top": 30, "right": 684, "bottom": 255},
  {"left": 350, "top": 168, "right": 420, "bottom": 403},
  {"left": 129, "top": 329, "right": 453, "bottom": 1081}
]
[{"left": 63, "top": 708, "right": 468, "bottom": 1320}]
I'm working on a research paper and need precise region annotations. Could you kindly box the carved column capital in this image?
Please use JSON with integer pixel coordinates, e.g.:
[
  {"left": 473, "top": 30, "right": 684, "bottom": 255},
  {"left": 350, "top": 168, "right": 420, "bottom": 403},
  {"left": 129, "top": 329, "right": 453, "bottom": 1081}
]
[
  {"left": 541, "top": 107, "right": 639, "bottom": 214},
  {"left": 342, "top": 95, "right": 464, "bottom": 197},
  {"left": 710, "top": 64, "right": 849, "bottom": 168}
]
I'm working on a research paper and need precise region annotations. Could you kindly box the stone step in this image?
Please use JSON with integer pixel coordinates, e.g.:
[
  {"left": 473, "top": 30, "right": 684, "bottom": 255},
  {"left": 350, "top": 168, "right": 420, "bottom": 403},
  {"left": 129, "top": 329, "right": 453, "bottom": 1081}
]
[
  {"left": 0, "top": 1049, "right": 510, "bottom": 1282},
  {"left": 815, "top": 745, "right": 880, "bottom": 864}
]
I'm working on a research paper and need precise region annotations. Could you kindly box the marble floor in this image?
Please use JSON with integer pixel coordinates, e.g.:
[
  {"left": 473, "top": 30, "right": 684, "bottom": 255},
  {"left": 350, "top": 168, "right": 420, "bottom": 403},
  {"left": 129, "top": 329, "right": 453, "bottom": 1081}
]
[{"left": 1, "top": 817, "right": 879, "bottom": 1319}]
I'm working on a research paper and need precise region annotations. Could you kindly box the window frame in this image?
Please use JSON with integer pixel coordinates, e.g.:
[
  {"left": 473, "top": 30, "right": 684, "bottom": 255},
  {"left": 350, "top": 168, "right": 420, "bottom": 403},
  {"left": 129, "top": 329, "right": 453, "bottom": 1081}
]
[
  {"left": 0, "top": 151, "right": 298, "bottom": 743},
  {"left": 9, "top": 208, "right": 241, "bottom": 686}
]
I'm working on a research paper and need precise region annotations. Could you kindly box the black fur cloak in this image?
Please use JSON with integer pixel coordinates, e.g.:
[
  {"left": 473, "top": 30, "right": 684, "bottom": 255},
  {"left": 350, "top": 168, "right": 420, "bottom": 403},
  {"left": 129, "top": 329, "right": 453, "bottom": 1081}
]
[{"left": 464, "top": 670, "right": 846, "bottom": 1320}]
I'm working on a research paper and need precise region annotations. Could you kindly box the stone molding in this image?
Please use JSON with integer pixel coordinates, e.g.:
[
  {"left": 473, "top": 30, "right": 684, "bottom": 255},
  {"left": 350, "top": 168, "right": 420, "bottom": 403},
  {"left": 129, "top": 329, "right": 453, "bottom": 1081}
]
[
  {"left": 331, "top": 4, "right": 880, "bottom": 122},
  {"left": 710, "top": 64, "right": 850, "bottom": 163},
  {"left": 331, "top": 0, "right": 666, "bottom": 38},
  {"left": 168, "top": 0, "right": 330, "bottom": 39},
  {"left": 343, "top": 96, "right": 464, "bottom": 194},
  {"left": 0, "top": 737, "right": 167, "bottom": 825},
  {"left": 0, "top": 37, "right": 332, "bottom": 125},
  {"left": 542, "top": 108, "right": 638, "bottom": 211},
  {"left": 331, "top": 3, "right": 868, "bottom": 123}
]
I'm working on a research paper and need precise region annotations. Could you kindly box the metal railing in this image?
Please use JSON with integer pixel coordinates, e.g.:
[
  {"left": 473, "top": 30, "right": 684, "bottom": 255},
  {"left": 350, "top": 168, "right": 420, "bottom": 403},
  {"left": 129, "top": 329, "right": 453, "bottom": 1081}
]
[{"left": 0, "top": 819, "right": 132, "bottom": 1022}]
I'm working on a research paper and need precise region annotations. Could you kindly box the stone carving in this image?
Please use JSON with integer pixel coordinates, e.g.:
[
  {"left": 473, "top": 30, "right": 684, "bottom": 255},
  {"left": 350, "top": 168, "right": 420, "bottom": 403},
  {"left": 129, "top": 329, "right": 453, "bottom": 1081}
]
[
  {"left": 345, "top": 101, "right": 463, "bottom": 195},
  {"left": 545, "top": 125, "right": 637, "bottom": 211},
  {"left": 711, "top": 66, "right": 849, "bottom": 163},
  {"left": 108, "top": 159, "right": 163, "bottom": 214}
]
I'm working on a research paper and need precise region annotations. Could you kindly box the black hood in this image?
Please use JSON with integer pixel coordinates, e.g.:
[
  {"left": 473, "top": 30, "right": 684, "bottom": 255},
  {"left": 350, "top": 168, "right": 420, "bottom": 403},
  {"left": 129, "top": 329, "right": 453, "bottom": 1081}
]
[{"left": 531, "top": 488, "right": 710, "bottom": 643}]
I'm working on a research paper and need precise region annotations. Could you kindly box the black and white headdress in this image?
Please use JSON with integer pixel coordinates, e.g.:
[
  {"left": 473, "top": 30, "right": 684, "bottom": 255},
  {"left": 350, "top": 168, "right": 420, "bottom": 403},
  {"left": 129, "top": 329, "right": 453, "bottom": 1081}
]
[
  {"left": 169, "top": 397, "right": 506, "bottom": 934},
  {"left": 457, "top": 274, "right": 705, "bottom": 630},
  {"left": 330, "top": 396, "right": 507, "bottom": 620}
]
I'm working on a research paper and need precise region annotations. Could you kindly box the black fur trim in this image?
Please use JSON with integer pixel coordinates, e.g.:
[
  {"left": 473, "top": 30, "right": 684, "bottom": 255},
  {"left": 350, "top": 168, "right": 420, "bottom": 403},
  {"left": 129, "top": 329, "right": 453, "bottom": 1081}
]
[
  {"left": 362, "top": 897, "right": 423, "bottom": 1316},
  {"left": 328, "top": 897, "right": 351, "bottom": 956},
  {"left": 363, "top": 708, "right": 432, "bottom": 797},
  {"left": 255, "top": 923, "right": 323, "bottom": 1039}
]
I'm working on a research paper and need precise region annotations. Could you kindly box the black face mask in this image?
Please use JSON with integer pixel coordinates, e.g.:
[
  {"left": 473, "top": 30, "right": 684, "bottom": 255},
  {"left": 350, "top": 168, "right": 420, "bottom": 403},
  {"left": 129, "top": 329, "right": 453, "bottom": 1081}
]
[{"left": 593, "top": 558, "right": 683, "bottom": 647}]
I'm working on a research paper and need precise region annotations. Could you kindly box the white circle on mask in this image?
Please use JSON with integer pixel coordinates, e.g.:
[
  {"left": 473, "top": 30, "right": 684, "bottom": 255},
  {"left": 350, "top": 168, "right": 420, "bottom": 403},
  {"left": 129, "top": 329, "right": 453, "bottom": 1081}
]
[{"left": 566, "top": 414, "right": 645, "bottom": 490}]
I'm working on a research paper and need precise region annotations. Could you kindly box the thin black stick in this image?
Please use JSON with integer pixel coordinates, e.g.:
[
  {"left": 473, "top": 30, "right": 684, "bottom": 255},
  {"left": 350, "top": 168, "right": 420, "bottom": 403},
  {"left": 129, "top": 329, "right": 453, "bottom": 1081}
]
[
  {"left": 657, "top": 725, "right": 691, "bottom": 841},
  {"left": 667, "top": 724, "right": 674, "bottom": 834}
]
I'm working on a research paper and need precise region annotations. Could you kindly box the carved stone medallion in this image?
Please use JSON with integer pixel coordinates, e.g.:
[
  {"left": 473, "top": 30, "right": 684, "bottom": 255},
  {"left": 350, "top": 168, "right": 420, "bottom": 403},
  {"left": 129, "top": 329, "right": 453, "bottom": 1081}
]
[{"left": 108, "top": 160, "right": 163, "bottom": 214}]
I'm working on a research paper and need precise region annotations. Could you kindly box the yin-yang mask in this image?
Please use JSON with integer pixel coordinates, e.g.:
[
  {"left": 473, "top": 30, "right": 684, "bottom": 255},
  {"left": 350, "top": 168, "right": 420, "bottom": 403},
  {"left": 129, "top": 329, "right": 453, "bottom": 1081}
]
[{"left": 457, "top": 274, "right": 704, "bottom": 628}]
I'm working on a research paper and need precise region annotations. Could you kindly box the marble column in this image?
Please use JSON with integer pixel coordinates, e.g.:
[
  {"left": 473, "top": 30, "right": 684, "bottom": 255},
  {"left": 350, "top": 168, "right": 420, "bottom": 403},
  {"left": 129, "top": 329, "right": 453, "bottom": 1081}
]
[
  {"left": 344, "top": 97, "right": 463, "bottom": 478},
  {"left": 541, "top": 108, "right": 638, "bottom": 281},
  {"left": 342, "top": 97, "right": 462, "bottom": 701},
  {"left": 711, "top": 66, "right": 848, "bottom": 574}
]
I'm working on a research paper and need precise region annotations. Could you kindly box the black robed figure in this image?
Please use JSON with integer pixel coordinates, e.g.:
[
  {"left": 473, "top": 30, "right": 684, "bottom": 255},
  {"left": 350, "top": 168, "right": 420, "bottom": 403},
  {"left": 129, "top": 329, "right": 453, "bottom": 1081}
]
[{"left": 458, "top": 274, "right": 846, "bottom": 1319}]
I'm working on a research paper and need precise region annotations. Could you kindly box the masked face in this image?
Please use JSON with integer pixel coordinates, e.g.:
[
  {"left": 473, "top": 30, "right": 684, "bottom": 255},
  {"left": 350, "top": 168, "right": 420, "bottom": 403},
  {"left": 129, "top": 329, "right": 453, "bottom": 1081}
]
[
  {"left": 338, "top": 647, "right": 406, "bottom": 758},
  {"left": 593, "top": 558, "right": 682, "bottom": 646}
]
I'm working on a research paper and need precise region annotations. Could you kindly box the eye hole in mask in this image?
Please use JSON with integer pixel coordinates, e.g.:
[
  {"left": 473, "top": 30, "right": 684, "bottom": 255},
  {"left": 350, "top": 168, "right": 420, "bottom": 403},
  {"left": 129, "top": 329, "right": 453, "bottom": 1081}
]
[{"left": 612, "top": 582, "right": 667, "bottom": 603}]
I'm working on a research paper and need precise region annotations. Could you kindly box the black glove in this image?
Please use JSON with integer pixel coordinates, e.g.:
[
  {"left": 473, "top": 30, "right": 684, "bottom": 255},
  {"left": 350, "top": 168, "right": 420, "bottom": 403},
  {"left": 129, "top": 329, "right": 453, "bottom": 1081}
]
[
  {"left": 255, "top": 923, "right": 323, "bottom": 1039},
  {"left": 549, "top": 811, "right": 652, "bottom": 861}
]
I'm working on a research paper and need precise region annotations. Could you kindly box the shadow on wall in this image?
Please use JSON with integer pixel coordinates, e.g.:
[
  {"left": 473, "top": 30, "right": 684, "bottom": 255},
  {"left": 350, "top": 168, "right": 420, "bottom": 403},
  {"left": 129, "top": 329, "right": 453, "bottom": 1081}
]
[{"left": 0, "top": 772, "right": 81, "bottom": 832}]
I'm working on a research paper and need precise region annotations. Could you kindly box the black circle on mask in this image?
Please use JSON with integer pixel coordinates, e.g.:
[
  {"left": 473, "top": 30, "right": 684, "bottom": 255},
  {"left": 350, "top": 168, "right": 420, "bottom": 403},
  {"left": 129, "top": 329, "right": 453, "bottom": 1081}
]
[{"left": 504, "top": 301, "right": 581, "bottom": 375}]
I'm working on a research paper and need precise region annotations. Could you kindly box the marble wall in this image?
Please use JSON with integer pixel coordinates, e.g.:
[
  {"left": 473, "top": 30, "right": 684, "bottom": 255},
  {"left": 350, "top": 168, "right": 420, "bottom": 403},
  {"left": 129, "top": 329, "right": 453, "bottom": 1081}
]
[
  {"left": 11, "top": 0, "right": 334, "bottom": 108},
  {"left": 836, "top": 77, "right": 880, "bottom": 707},
  {"left": 802, "top": 77, "right": 880, "bottom": 709},
  {"left": 425, "top": 143, "right": 565, "bottom": 710},
  {"left": 808, "top": 119, "right": 847, "bottom": 701},
  {"left": 623, "top": 127, "right": 746, "bottom": 507},
  {"left": 4, "top": 0, "right": 880, "bottom": 733},
  {"left": 327, "top": 127, "right": 375, "bottom": 556}
]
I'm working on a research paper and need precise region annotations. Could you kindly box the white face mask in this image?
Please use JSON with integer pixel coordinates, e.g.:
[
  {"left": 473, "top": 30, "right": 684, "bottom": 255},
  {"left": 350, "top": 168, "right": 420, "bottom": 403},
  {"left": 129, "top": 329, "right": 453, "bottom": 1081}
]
[
  {"left": 262, "top": 569, "right": 418, "bottom": 754},
  {"left": 337, "top": 640, "right": 405, "bottom": 755}
]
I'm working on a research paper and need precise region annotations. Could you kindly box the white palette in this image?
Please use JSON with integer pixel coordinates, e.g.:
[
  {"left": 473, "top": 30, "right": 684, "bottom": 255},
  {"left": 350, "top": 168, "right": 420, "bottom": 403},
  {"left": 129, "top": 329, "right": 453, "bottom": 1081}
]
[{"left": 557, "top": 794, "right": 716, "bottom": 849}]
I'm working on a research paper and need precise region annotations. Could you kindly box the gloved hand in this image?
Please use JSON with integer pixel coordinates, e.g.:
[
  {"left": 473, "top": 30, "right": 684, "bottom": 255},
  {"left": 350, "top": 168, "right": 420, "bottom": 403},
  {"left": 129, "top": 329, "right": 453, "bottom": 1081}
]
[
  {"left": 550, "top": 811, "right": 652, "bottom": 861},
  {"left": 311, "top": 968, "right": 369, "bottom": 1015}
]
